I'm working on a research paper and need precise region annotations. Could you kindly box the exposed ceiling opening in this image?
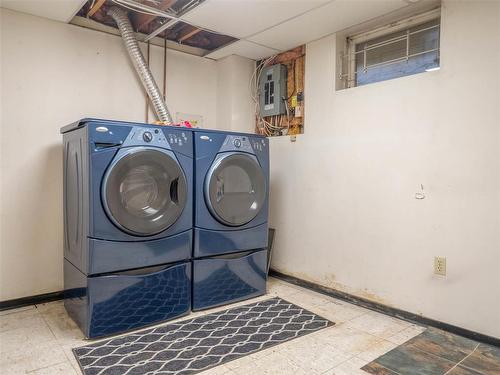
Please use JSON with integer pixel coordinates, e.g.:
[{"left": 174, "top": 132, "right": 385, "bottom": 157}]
[
  {"left": 73, "top": 0, "right": 237, "bottom": 55},
  {"left": 2, "top": 0, "right": 440, "bottom": 60}
]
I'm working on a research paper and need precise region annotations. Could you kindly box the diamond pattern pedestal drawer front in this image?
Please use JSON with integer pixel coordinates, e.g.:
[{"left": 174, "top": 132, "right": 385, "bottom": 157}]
[
  {"left": 87, "top": 261, "right": 191, "bottom": 338},
  {"left": 192, "top": 249, "right": 267, "bottom": 310}
]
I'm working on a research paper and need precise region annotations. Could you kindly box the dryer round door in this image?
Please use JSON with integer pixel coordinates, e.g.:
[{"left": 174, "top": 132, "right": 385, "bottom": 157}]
[
  {"left": 102, "top": 147, "right": 187, "bottom": 236},
  {"left": 205, "top": 152, "right": 266, "bottom": 226}
]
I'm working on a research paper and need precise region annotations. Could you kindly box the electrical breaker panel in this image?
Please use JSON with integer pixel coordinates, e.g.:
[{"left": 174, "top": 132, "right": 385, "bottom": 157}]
[{"left": 259, "top": 64, "right": 287, "bottom": 117}]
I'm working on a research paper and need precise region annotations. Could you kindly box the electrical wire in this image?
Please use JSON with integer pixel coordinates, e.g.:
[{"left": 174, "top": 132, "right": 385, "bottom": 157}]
[
  {"left": 250, "top": 55, "right": 282, "bottom": 135},
  {"left": 88, "top": 0, "right": 96, "bottom": 13},
  {"left": 286, "top": 59, "right": 296, "bottom": 100}
]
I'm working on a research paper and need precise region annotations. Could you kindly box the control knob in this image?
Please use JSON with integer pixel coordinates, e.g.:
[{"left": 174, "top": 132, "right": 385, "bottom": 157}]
[{"left": 143, "top": 131, "right": 153, "bottom": 142}]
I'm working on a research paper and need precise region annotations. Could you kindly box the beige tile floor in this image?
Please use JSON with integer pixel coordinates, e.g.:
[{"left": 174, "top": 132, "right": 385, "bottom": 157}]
[{"left": 0, "top": 277, "right": 426, "bottom": 374}]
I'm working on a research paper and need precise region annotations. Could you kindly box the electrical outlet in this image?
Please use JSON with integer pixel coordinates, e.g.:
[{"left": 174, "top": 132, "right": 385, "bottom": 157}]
[{"left": 434, "top": 257, "right": 446, "bottom": 276}]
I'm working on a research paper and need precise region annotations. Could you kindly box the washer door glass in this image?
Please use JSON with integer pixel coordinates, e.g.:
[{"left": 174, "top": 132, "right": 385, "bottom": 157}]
[
  {"left": 205, "top": 153, "right": 266, "bottom": 226},
  {"left": 103, "top": 148, "right": 187, "bottom": 236}
]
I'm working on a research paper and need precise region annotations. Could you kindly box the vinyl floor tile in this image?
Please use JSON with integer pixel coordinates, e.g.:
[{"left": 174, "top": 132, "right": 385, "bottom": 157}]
[{"left": 29, "top": 361, "right": 78, "bottom": 374}]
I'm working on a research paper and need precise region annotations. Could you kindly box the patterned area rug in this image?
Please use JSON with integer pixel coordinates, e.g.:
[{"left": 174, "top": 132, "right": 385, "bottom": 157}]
[{"left": 73, "top": 297, "right": 333, "bottom": 374}]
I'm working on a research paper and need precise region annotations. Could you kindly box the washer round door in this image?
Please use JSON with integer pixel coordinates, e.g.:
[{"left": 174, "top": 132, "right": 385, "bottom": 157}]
[
  {"left": 205, "top": 152, "right": 266, "bottom": 227},
  {"left": 102, "top": 147, "right": 187, "bottom": 236}
]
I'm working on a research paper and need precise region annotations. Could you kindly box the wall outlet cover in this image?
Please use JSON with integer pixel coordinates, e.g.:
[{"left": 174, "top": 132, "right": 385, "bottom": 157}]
[{"left": 434, "top": 256, "right": 446, "bottom": 276}]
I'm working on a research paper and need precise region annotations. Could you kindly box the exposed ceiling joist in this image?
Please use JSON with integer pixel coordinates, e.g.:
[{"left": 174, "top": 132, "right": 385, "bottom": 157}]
[
  {"left": 134, "top": 0, "right": 177, "bottom": 32},
  {"left": 178, "top": 26, "right": 201, "bottom": 43},
  {"left": 87, "top": 0, "right": 106, "bottom": 17}
]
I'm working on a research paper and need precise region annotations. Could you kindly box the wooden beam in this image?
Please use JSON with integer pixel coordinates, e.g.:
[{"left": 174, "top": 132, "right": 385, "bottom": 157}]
[
  {"left": 87, "top": 0, "right": 106, "bottom": 17},
  {"left": 268, "top": 45, "right": 305, "bottom": 65},
  {"left": 178, "top": 26, "right": 202, "bottom": 43},
  {"left": 135, "top": 0, "right": 177, "bottom": 32}
]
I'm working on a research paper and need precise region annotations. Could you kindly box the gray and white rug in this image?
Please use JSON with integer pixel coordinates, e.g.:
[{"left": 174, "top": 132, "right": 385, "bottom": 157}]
[{"left": 73, "top": 297, "right": 333, "bottom": 375}]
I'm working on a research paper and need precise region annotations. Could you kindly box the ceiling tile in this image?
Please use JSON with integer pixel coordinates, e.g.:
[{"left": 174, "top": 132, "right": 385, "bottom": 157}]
[
  {"left": 248, "top": 0, "right": 408, "bottom": 51},
  {"left": 182, "top": 0, "right": 331, "bottom": 38},
  {"left": 0, "top": 0, "right": 86, "bottom": 23},
  {"left": 205, "top": 40, "right": 280, "bottom": 60}
]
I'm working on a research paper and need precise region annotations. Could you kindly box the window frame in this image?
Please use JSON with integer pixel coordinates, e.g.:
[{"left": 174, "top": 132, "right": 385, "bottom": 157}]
[{"left": 344, "top": 8, "right": 441, "bottom": 88}]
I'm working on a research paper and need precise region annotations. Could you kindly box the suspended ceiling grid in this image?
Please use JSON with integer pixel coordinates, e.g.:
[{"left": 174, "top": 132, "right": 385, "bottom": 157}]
[
  {"left": 74, "top": 0, "right": 236, "bottom": 52},
  {"left": 1, "top": 0, "right": 441, "bottom": 60}
]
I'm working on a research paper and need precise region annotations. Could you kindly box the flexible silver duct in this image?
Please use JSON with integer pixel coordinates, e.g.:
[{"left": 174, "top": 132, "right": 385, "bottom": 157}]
[{"left": 108, "top": 6, "right": 173, "bottom": 124}]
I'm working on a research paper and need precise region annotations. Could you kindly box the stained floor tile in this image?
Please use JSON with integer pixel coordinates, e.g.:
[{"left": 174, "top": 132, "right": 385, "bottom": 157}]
[
  {"left": 357, "top": 339, "right": 399, "bottom": 362},
  {"left": 281, "top": 335, "right": 352, "bottom": 373},
  {"left": 387, "top": 325, "right": 426, "bottom": 345},
  {"left": 30, "top": 361, "right": 78, "bottom": 374},
  {"left": 0, "top": 305, "right": 35, "bottom": 316},
  {"left": 349, "top": 311, "right": 410, "bottom": 339},
  {"left": 362, "top": 361, "right": 399, "bottom": 374},
  {"left": 313, "top": 323, "right": 381, "bottom": 355},
  {"left": 460, "top": 344, "right": 500, "bottom": 375},
  {"left": 328, "top": 356, "right": 370, "bottom": 374},
  {"left": 0, "top": 307, "right": 44, "bottom": 333},
  {"left": 369, "top": 344, "right": 456, "bottom": 375},
  {"left": 447, "top": 365, "right": 484, "bottom": 375},
  {"left": 406, "top": 327, "right": 478, "bottom": 363}
]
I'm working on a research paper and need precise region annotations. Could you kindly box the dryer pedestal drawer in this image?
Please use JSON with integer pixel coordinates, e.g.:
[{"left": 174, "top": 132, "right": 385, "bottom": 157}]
[
  {"left": 64, "top": 259, "right": 191, "bottom": 338},
  {"left": 192, "top": 249, "right": 267, "bottom": 311},
  {"left": 88, "top": 229, "right": 192, "bottom": 275},
  {"left": 194, "top": 223, "right": 268, "bottom": 257}
]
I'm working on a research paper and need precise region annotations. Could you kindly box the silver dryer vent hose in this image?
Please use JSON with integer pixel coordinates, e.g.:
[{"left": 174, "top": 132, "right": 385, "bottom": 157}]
[{"left": 108, "top": 6, "right": 173, "bottom": 124}]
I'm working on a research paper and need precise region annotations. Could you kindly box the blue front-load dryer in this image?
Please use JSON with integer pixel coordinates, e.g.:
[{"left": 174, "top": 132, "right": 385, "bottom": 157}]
[
  {"left": 192, "top": 130, "right": 269, "bottom": 310},
  {"left": 61, "top": 118, "right": 193, "bottom": 337}
]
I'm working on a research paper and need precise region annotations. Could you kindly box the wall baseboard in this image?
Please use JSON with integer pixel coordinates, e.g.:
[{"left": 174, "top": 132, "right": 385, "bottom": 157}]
[
  {"left": 269, "top": 269, "right": 500, "bottom": 348},
  {"left": 0, "top": 291, "right": 64, "bottom": 311}
]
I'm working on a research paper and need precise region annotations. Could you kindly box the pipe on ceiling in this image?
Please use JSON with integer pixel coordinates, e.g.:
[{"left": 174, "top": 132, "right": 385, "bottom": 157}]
[{"left": 108, "top": 6, "right": 174, "bottom": 124}]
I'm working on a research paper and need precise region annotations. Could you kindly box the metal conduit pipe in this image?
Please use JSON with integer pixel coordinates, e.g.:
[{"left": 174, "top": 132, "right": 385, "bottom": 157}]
[{"left": 108, "top": 6, "right": 173, "bottom": 124}]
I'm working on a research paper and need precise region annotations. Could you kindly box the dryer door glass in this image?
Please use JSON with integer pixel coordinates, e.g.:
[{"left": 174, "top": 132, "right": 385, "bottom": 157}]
[
  {"left": 103, "top": 148, "right": 187, "bottom": 236},
  {"left": 205, "top": 153, "right": 266, "bottom": 226}
]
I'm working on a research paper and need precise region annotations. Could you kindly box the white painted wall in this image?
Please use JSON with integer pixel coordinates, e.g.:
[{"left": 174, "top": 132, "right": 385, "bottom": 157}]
[
  {"left": 216, "top": 55, "right": 255, "bottom": 133},
  {"left": 0, "top": 8, "right": 217, "bottom": 301},
  {"left": 269, "top": 0, "right": 500, "bottom": 338}
]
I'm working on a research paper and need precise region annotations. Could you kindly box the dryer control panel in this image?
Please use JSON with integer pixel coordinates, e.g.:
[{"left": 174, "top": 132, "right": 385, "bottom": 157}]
[
  {"left": 252, "top": 138, "right": 267, "bottom": 152},
  {"left": 219, "top": 135, "right": 254, "bottom": 153},
  {"left": 122, "top": 127, "right": 169, "bottom": 148},
  {"left": 164, "top": 130, "right": 189, "bottom": 148}
]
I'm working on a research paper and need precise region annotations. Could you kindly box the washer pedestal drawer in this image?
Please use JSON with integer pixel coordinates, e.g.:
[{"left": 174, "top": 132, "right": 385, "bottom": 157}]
[
  {"left": 64, "top": 259, "right": 191, "bottom": 338},
  {"left": 192, "top": 249, "right": 267, "bottom": 311}
]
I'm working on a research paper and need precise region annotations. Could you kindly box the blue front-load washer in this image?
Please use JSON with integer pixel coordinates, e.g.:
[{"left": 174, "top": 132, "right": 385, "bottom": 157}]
[
  {"left": 192, "top": 130, "right": 269, "bottom": 310},
  {"left": 61, "top": 118, "right": 193, "bottom": 338}
]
